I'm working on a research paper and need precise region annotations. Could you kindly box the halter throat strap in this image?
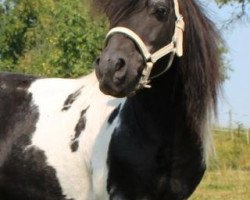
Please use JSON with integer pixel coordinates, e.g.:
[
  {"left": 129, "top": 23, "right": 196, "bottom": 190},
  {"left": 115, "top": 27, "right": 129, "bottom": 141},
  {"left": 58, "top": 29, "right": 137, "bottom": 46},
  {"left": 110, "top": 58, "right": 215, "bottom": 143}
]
[{"left": 105, "top": 0, "right": 185, "bottom": 90}]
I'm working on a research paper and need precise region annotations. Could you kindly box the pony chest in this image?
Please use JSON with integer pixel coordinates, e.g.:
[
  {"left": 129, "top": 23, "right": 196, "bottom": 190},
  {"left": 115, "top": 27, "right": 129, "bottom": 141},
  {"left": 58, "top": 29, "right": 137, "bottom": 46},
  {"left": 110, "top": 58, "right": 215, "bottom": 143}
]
[{"left": 28, "top": 83, "right": 124, "bottom": 200}]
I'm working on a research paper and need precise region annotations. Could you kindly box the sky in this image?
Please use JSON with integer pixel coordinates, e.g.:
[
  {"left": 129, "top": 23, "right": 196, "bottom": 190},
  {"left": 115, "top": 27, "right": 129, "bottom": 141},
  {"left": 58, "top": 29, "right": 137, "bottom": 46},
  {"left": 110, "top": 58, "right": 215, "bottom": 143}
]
[{"left": 201, "top": 1, "right": 250, "bottom": 128}]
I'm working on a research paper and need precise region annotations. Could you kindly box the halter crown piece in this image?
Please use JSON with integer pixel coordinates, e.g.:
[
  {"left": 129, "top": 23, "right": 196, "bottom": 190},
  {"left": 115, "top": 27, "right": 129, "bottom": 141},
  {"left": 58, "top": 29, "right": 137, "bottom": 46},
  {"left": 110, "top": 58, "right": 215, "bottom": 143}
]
[{"left": 105, "top": 0, "right": 185, "bottom": 90}]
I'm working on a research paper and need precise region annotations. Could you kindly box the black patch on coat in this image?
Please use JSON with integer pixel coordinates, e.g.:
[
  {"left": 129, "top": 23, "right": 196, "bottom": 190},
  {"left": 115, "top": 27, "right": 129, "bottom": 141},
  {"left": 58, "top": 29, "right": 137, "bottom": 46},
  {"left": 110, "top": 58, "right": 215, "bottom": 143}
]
[
  {"left": 70, "top": 141, "right": 79, "bottom": 153},
  {"left": 0, "top": 145, "right": 72, "bottom": 200},
  {"left": 62, "top": 87, "right": 83, "bottom": 111},
  {"left": 0, "top": 73, "right": 72, "bottom": 200},
  {"left": 108, "top": 105, "right": 121, "bottom": 124},
  {"left": 0, "top": 73, "right": 37, "bottom": 141},
  {"left": 107, "top": 92, "right": 205, "bottom": 200},
  {"left": 70, "top": 107, "right": 89, "bottom": 152}
]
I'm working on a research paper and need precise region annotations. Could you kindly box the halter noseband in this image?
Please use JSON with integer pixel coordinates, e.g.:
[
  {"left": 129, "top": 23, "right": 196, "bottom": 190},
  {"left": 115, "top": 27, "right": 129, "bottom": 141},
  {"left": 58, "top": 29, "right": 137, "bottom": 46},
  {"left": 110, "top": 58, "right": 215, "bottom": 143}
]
[{"left": 105, "top": 0, "right": 185, "bottom": 90}]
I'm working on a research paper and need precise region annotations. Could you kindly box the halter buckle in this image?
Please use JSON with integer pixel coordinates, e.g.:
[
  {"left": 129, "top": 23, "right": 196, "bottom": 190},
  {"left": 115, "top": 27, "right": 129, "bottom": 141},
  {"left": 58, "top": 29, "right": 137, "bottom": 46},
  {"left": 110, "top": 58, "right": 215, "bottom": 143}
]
[
  {"left": 176, "top": 15, "right": 183, "bottom": 22},
  {"left": 176, "top": 15, "right": 185, "bottom": 31}
]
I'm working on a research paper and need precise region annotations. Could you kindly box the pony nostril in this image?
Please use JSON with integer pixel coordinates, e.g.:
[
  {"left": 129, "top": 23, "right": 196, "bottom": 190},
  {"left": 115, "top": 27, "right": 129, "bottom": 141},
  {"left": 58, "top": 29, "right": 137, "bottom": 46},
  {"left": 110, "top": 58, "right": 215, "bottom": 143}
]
[
  {"left": 115, "top": 58, "right": 126, "bottom": 71},
  {"left": 95, "top": 57, "right": 100, "bottom": 66}
]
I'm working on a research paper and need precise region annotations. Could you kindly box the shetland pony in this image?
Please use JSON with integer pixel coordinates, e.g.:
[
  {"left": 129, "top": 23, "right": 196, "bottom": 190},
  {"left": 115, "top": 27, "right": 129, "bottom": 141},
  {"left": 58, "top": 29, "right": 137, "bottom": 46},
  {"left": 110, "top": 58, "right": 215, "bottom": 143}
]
[{"left": 0, "top": 0, "right": 221, "bottom": 199}]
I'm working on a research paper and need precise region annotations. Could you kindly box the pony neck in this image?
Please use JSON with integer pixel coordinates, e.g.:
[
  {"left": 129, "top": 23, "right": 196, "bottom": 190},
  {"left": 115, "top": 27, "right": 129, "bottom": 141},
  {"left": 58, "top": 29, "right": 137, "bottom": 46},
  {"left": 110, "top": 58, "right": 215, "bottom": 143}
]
[{"left": 132, "top": 62, "right": 181, "bottom": 117}]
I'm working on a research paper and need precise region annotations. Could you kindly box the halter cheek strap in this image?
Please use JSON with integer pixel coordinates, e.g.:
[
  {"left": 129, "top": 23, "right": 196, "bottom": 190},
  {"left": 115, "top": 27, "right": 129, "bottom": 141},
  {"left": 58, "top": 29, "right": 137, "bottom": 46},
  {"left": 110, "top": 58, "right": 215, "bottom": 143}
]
[{"left": 105, "top": 0, "right": 185, "bottom": 90}]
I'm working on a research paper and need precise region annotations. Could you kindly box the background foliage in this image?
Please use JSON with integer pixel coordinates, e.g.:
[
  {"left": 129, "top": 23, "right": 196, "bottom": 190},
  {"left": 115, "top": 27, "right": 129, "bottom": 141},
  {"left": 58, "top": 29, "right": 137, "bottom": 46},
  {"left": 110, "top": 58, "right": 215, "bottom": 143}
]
[{"left": 0, "top": 0, "right": 107, "bottom": 77}]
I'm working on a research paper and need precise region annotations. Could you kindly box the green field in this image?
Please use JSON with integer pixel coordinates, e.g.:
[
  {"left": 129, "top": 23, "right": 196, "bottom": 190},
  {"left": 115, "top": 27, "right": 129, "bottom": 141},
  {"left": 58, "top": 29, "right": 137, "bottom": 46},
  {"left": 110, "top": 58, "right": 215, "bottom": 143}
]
[{"left": 191, "top": 131, "right": 250, "bottom": 200}]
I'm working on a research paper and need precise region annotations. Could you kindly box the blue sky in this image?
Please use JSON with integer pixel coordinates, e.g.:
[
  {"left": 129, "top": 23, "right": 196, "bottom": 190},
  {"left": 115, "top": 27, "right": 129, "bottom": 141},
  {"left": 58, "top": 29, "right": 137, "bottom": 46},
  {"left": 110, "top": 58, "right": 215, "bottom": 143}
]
[{"left": 202, "top": 1, "right": 250, "bottom": 127}]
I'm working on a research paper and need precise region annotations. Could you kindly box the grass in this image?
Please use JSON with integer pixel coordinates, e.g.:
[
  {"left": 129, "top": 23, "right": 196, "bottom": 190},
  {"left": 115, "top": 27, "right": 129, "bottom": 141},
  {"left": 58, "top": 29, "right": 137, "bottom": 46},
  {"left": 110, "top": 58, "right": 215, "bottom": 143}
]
[
  {"left": 191, "top": 170, "right": 250, "bottom": 200},
  {"left": 190, "top": 131, "right": 250, "bottom": 200}
]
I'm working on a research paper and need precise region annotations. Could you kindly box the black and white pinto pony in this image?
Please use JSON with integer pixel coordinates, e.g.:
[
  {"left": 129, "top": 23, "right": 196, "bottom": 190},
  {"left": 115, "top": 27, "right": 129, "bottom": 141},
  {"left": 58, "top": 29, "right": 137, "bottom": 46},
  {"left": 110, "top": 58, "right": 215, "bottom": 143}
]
[{"left": 0, "top": 0, "right": 221, "bottom": 199}]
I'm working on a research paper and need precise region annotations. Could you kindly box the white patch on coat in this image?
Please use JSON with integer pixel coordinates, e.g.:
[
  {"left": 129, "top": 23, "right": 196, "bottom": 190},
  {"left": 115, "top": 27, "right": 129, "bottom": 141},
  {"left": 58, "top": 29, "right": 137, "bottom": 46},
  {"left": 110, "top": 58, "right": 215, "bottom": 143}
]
[
  {"left": 88, "top": 101, "right": 125, "bottom": 200},
  {"left": 28, "top": 72, "right": 125, "bottom": 200}
]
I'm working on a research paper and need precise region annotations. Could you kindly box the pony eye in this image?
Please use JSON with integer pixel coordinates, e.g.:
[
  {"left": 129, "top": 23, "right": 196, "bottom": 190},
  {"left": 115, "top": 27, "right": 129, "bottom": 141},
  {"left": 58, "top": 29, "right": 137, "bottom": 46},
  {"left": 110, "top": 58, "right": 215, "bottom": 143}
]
[{"left": 154, "top": 6, "right": 168, "bottom": 21}]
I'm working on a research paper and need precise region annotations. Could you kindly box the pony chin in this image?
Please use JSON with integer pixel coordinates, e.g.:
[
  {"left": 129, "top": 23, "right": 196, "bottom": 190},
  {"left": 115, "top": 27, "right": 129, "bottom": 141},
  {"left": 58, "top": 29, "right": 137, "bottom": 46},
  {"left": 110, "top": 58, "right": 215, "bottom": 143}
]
[
  {"left": 98, "top": 81, "right": 136, "bottom": 98},
  {"left": 99, "top": 85, "right": 127, "bottom": 98}
]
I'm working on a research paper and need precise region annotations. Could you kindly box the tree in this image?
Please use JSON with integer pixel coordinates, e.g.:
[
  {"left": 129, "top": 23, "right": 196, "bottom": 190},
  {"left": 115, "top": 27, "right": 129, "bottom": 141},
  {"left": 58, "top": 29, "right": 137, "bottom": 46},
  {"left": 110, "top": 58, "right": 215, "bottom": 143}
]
[
  {"left": 213, "top": 0, "right": 250, "bottom": 80},
  {"left": 0, "top": 0, "right": 107, "bottom": 77},
  {"left": 215, "top": 0, "right": 250, "bottom": 25}
]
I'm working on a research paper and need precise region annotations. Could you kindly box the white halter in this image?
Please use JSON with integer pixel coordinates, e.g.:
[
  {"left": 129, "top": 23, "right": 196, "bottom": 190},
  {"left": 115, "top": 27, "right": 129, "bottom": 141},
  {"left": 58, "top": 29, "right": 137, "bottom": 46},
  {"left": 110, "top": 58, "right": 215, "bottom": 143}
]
[{"left": 105, "top": 0, "right": 185, "bottom": 90}]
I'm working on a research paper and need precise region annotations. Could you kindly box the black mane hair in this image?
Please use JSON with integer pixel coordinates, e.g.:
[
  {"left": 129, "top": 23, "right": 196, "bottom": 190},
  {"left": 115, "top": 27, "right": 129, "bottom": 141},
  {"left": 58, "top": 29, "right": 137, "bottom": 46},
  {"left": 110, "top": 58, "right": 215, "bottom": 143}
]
[
  {"left": 93, "top": 0, "right": 142, "bottom": 25},
  {"left": 179, "top": 0, "right": 221, "bottom": 157}
]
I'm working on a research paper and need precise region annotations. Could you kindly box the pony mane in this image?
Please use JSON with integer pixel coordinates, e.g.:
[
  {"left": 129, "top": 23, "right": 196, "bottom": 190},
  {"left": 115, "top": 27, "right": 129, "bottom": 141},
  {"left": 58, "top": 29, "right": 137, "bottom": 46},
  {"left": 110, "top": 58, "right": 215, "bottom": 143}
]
[
  {"left": 92, "top": 0, "right": 222, "bottom": 163},
  {"left": 178, "top": 0, "right": 222, "bottom": 163},
  {"left": 92, "top": 0, "right": 142, "bottom": 25}
]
